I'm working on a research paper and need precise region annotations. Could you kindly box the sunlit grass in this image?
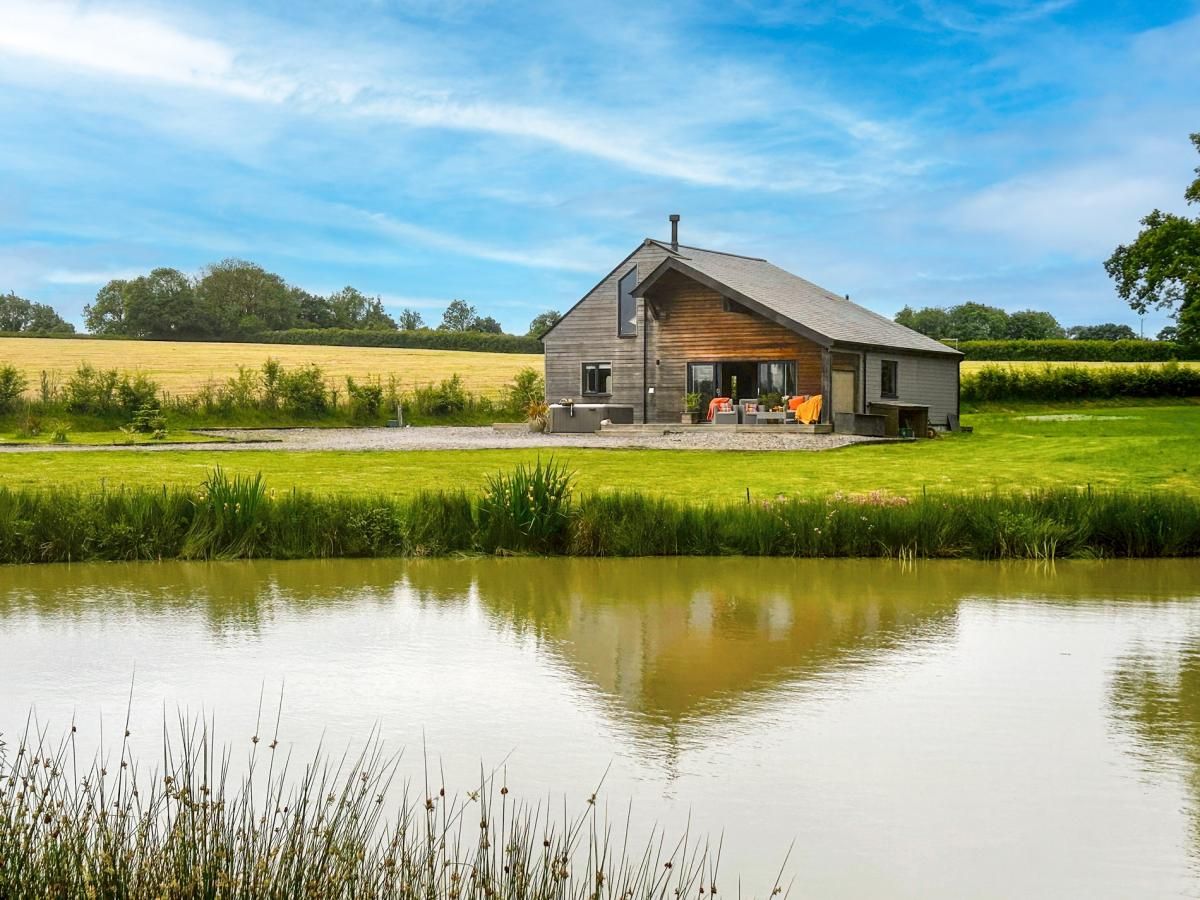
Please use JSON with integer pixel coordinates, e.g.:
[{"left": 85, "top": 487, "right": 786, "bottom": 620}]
[{"left": 0, "top": 405, "right": 1194, "bottom": 500}]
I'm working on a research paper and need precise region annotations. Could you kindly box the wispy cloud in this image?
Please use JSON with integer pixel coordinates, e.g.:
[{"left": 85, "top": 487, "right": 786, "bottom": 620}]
[
  {"left": 43, "top": 268, "right": 144, "bottom": 285},
  {"left": 0, "top": 0, "right": 913, "bottom": 192},
  {"left": 361, "top": 211, "right": 612, "bottom": 273}
]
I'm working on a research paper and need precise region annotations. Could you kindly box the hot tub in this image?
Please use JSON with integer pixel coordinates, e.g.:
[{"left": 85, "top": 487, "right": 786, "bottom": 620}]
[{"left": 547, "top": 403, "right": 634, "bottom": 433}]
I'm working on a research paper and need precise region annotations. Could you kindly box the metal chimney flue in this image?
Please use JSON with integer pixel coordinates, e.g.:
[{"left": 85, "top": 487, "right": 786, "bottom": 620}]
[{"left": 669, "top": 214, "right": 680, "bottom": 252}]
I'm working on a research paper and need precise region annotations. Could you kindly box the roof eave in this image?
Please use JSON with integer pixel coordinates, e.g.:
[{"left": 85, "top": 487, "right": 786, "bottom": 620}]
[
  {"left": 634, "top": 257, "right": 835, "bottom": 350},
  {"left": 830, "top": 338, "right": 964, "bottom": 358}
]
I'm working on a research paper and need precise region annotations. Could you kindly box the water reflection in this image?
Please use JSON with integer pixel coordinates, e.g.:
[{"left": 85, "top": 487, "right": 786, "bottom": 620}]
[
  {"left": 1110, "top": 634, "right": 1200, "bottom": 847},
  {"left": 3, "top": 556, "right": 1196, "bottom": 730},
  {"left": 4, "top": 557, "right": 1200, "bottom": 897}
]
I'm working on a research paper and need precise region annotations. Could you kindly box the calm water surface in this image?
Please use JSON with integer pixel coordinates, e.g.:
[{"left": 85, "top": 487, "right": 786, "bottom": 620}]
[{"left": 2, "top": 558, "right": 1200, "bottom": 898}]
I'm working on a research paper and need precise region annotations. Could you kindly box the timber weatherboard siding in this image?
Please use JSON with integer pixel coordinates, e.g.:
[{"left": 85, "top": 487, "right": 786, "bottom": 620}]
[
  {"left": 862, "top": 350, "right": 960, "bottom": 425},
  {"left": 542, "top": 242, "right": 671, "bottom": 421},
  {"left": 645, "top": 270, "right": 823, "bottom": 423}
]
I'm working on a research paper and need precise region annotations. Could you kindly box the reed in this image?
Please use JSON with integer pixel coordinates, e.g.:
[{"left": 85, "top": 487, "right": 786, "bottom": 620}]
[
  {"left": 0, "top": 716, "right": 733, "bottom": 899},
  {"left": 0, "top": 469, "right": 1198, "bottom": 563}
]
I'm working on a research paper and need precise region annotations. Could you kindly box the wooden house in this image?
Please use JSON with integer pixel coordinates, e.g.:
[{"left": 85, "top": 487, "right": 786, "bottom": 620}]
[{"left": 541, "top": 216, "right": 962, "bottom": 429}]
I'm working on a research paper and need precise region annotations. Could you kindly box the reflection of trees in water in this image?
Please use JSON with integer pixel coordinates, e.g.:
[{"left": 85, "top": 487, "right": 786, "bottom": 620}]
[
  {"left": 7, "top": 556, "right": 1200, "bottom": 742},
  {"left": 1110, "top": 637, "right": 1200, "bottom": 851},
  {"left": 0, "top": 559, "right": 408, "bottom": 633}
]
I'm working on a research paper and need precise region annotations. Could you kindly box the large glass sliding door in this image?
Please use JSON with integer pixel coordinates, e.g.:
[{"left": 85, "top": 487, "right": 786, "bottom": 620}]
[
  {"left": 757, "top": 361, "right": 796, "bottom": 396},
  {"left": 687, "top": 360, "right": 797, "bottom": 413}
]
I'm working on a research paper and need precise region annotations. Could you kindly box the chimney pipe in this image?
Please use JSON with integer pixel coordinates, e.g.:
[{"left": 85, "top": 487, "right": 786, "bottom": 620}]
[{"left": 669, "top": 214, "right": 680, "bottom": 252}]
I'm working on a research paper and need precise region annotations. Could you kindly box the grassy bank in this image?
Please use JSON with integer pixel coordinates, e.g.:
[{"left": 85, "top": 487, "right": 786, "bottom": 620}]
[
  {"left": 0, "top": 718, "right": 725, "bottom": 899},
  {"left": 1, "top": 466, "right": 1197, "bottom": 563},
  {"left": 1, "top": 405, "right": 1194, "bottom": 499}
]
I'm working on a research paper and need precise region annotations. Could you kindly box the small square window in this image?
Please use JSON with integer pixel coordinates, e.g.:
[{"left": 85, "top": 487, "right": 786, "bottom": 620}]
[
  {"left": 880, "top": 360, "right": 898, "bottom": 398},
  {"left": 582, "top": 362, "right": 612, "bottom": 395}
]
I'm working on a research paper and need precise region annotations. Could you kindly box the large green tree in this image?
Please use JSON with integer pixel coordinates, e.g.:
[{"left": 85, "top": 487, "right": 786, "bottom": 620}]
[
  {"left": 1005, "top": 309, "right": 1064, "bottom": 340},
  {"left": 196, "top": 259, "right": 294, "bottom": 336},
  {"left": 396, "top": 308, "right": 425, "bottom": 330},
  {"left": 85, "top": 269, "right": 202, "bottom": 338},
  {"left": 439, "top": 299, "right": 477, "bottom": 332},
  {"left": 527, "top": 309, "right": 562, "bottom": 339},
  {"left": 1105, "top": 132, "right": 1200, "bottom": 345},
  {"left": 0, "top": 291, "right": 75, "bottom": 333},
  {"left": 327, "top": 286, "right": 397, "bottom": 330}
]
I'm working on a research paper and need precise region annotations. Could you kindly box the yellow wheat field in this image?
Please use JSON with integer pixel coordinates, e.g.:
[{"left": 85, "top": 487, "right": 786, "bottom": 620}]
[{"left": 1, "top": 337, "right": 544, "bottom": 399}]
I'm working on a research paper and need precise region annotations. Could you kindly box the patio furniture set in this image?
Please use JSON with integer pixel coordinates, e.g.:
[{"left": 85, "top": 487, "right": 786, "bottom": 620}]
[{"left": 706, "top": 395, "right": 823, "bottom": 426}]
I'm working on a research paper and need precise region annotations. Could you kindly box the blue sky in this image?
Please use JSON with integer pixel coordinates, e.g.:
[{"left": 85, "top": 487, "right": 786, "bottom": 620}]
[{"left": 1, "top": 0, "right": 1198, "bottom": 335}]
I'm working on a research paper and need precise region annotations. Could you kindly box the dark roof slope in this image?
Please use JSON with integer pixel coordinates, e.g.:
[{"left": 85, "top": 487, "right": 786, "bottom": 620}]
[{"left": 641, "top": 240, "right": 960, "bottom": 357}]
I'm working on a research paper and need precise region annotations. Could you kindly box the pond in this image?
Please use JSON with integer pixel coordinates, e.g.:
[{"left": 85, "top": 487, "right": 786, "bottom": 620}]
[{"left": 2, "top": 557, "right": 1199, "bottom": 897}]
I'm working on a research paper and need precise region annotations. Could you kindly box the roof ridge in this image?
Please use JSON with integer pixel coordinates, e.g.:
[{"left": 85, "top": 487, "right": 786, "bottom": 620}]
[{"left": 646, "top": 238, "right": 767, "bottom": 263}]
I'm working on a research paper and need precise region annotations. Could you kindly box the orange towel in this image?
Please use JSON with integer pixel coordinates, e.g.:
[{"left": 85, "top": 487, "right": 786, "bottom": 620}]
[
  {"left": 706, "top": 396, "right": 732, "bottom": 422},
  {"left": 794, "top": 394, "right": 823, "bottom": 424}
]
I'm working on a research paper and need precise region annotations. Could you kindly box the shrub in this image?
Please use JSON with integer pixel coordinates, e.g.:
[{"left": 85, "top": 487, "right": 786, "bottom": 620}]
[
  {"left": 411, "top": 374, "right": 468, "bottom": 415},
  {"left": 62, "top": 362, "right": 119, "bottom": 413},
  {"left": 116, "top": 371, "right": 159, "bottom": 413},
  {"left": 346, "top": 375, "right": 384, "bottom": 420},
  {"left": 277, "top": 364, "right": 329, "bottom": 415},
  {"left": 0, "top": 363, "right": 26, "bottom": 411},
  {"left": 126, "top": 404, "right": 168, "bottom": 438},
  {"left": 504, "top": 366, "right": 544, "bottom": 413},
  {"left": 962, "top": 362, "right": 1200, "bottom": 402},
  {"left": 955, "top": 339, "right": 1200, "bottom": 362}
]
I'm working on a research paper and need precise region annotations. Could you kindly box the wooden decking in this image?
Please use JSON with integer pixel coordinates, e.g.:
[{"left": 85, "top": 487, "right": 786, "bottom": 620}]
[{"left": 600, "top": 422, "right": 833, "bottom": 435}]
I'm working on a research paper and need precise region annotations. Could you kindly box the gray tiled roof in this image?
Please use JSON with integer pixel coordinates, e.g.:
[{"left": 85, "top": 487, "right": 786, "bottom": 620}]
[{"left": 645, "top": 240, "right": 960, "bottom": 356}]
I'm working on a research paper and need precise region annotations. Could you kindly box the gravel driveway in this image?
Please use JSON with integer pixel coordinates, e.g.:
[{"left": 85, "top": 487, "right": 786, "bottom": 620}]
[{"left": 1, "top": 426, "right": 881, "bottom": 453}]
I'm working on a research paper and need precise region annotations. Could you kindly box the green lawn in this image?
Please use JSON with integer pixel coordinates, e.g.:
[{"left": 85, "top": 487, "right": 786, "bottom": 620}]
[
  {"left": 0, "top": 404, "right": 1195, "bottom": 500},
  {"left": 0, "top": 430, "right": 227, "bottom": 447}
]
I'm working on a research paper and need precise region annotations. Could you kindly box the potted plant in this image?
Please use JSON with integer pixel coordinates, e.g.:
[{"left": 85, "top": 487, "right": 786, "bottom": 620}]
[
  {"left": 759, "top": 391, "right": 783, "bottom": 412},
  {"left": 681, "top": 392, "right": 701, "bottom": 424},
  {"left": 527, "top": 400, "right": 549, "bottom": 433}
]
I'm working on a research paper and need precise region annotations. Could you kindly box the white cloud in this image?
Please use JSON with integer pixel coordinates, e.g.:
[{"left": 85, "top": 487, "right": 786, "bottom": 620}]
[
  {"left": 43, "top": 268, "right": 143, "bottom": 285},
  {"left": 0, "top": 0, "right": 910, "bottom": 192},
  {"left": 0, "top": 0, "right": 292, "bottom": 101},
  {"left": 361, "top": 211, "right": 611, "bottom": 273},
  {"left": 951, "top": 162, "right": 1181, "bottom": 259}
]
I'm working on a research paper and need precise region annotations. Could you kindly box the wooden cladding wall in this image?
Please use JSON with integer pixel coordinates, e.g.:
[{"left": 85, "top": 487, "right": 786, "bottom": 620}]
[
  {"left": 645, "top": 271, "right": 823, "bottom": 423},
  {"left": 542, "top": 242, "right": 671, "bottom": 420}
]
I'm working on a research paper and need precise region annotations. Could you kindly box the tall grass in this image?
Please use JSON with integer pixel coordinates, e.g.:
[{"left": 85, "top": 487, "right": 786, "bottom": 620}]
[
  {"left": 0, "top": 359, "right": 545, "bottom": 431},
  {"left": 1, "top": 468, "right": 1198, "bottom": 563},
  {"left": 0, "top": 716, "right": 732, "bottom": 899}
]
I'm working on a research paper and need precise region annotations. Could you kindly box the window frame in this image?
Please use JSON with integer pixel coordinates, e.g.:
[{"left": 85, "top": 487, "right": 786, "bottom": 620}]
[
  {"left": 617, "top": 267, "right": 638, "bottom": 338},
  {"left": 581, "top": 361, "right": 613, "bottom": 397},
  {"left": 880, "top": 359, "right": 899, "bottom": 399}
]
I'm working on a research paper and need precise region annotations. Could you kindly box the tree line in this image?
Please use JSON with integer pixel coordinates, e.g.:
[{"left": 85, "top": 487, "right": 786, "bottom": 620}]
[
  {"left": 4, "top": 259, "right": 564, "bottom": 341},
  {"left": 893, "top": 302, "right": 1150, "bottom": 342},
  {"left": 0, "top": 292, "right": 75, "bottom": 334},
  {"left": 82, "top": 260, "right": 544, "bottom": 340}
]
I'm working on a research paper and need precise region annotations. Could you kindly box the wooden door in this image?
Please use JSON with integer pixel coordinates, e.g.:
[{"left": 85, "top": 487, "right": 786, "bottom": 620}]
[{"left": 832, "top": 368, "right": 857, "bottom": 414}]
